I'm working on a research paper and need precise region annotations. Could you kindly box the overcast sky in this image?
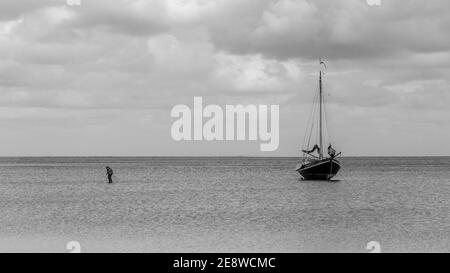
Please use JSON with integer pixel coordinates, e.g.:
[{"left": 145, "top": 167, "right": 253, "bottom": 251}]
[{"left": 1, "top": 0, "right": 449, "bottom": 156}]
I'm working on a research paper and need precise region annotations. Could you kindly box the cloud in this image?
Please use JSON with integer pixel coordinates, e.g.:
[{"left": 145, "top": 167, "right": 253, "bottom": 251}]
[
  {"left": 207, "top": 0, "right": 450, "bottom": 60},
  {"left": 0, "top": 0, "right": 59, "bottom": 20},
  {"left": 213, "top": 52, "right": 302, "bottom": 93},
  {"left": 0, "top": 0, "right": 449, "bottom": 156}
]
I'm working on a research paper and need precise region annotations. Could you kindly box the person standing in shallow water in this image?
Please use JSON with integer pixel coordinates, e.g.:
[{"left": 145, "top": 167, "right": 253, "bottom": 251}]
[{"left": 106, "top": 166, "right": 114, "bottom": 183}]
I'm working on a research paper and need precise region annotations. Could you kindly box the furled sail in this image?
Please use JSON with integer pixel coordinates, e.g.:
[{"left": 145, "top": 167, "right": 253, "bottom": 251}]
[{"left": 303, "top": 144, "right": 321, "bottom": 155}]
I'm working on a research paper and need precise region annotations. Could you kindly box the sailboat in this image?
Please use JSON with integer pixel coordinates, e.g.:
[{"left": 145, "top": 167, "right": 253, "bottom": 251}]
[{"left": 296, "top": 60, "right": 341, "bottom": 180}]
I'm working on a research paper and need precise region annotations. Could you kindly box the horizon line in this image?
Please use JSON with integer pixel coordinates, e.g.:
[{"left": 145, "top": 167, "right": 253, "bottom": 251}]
[{"left": 1, "top": 155, "right": 449, "bottom": 158}]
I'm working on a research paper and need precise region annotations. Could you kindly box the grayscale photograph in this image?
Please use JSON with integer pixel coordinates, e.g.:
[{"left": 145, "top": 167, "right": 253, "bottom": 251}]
[{"left": 0, "top": 0, "right": 449, "bottom": 254}]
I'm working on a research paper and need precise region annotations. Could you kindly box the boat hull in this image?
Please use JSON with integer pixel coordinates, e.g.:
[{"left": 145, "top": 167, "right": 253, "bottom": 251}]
[{"left": 296, "top": 158, "right": 341, "bottom": 180}]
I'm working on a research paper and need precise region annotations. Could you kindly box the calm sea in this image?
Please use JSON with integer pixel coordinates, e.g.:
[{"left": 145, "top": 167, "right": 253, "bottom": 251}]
[{"left": 0, "top": 157, "right": 448, "bottom": 253}]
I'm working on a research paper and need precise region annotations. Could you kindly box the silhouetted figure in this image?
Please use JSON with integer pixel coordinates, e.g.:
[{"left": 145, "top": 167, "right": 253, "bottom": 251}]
[
  {"left": 106, "top": 166, "right": 114, "bottom": 183},
  {"left": 328, "top": 144, "right": 336, "bottom": 158}
]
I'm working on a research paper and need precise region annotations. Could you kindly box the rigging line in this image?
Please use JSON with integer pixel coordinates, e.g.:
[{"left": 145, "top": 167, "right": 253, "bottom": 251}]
[
  {"left": 316, "top": 78, "right": 322, "bottom": 149},
  {"left": 301, "top": 87, "right": 317, "bottom": 144},
  {"left": 306, "top": 122, "right": 315, "bottom": 153},
  {"left": 304, "top": 95, "right": 319, "bottom": 160},
  {"left": 322, "top": 81, "right": 333, "bottom": 145},
  {"left": 307, "top": 83, "right": 320, "bottom": 153},
  {"left": 301, "top": 100, "right": 314, "bottom": 149},
  {"left": 302, "top": 87, "right": 320, "bottom": 150},
  {"left": 305, "top": 98, "right": 317, "bottom": 155},
  {"left": 323, "top": 91, "right": 333, "bottom": 145},
  {"left": 308, "top": 84, "right": 320, "bottom": 148}
]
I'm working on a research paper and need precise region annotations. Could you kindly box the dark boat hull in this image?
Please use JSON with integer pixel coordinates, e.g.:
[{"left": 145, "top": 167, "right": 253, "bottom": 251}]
[{"left": 296, "top": 158, "right": 341, "bottom": 180}]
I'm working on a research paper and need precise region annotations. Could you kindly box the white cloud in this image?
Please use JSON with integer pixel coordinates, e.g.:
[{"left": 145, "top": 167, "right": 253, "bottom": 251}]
[
  {"left": 254, "top": 0, "right": 317, "bottom": 36},
  {"left": 213, "top": 52, "right": 302, "bottom": 92},
  {"left": 0, "top": 0, "right": 450, "bottom": 155},
  {"left": 0, "top": 16, "right": 23, "bottom": 37}
]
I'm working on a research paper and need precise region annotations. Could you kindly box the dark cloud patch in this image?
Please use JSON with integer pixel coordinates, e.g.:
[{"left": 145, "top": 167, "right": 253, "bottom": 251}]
[
  {"left": 69, "top": 0, "right": 168, "bottom": 36},
  {"left": 0, "top": 0, "right": 60, "bottom": 20},
  {"left": 207, "top": 0, "right": 450, "bottom": 61}
]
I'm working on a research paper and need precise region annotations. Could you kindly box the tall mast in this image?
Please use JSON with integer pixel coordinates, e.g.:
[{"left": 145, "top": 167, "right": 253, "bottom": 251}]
[{"left": 319, "top": 70, "right": 323, "bottom": 159}]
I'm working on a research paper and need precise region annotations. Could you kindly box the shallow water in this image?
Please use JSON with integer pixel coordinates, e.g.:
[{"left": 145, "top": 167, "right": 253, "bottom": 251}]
[{"left": 0, "top": 157, "right": 448, "bottom": 252}]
